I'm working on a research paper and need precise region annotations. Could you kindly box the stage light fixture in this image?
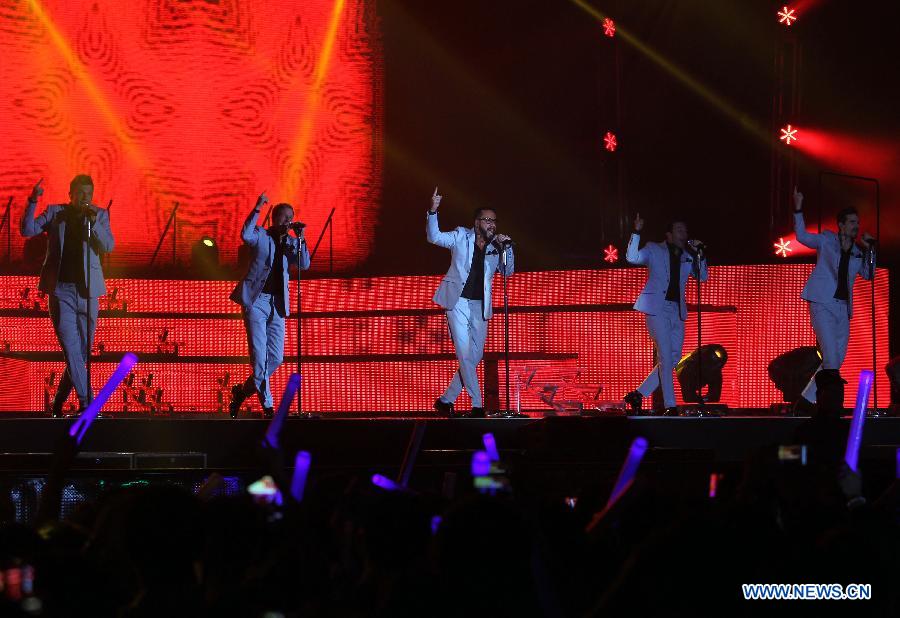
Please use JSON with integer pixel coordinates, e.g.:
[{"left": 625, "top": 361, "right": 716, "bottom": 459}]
[
  {"left": 603, "top": 131, "right": 617, "bottom": 152},
  {"left": 768, "top": 346, "right": 821, "bottom": 403},
  {"left": 603, "top": 244, "right": 618, "bottom": 264},
  {"left": 602, "top": 18, "right": 616, "bottom": 37},
  {"left": 887, "top": 356, "right": 900, "bottom": 414},
  {"left": 675, "top": 344, "right": 728, "bottom": 403},
  {"left": 777, "top": 6, "right": 797, "bottom": 26},
  {"left": 191, "top": 236, "right": 220, "bottom": 275},
  {"left": 780, "top": 124, "right": 798, "bottom": 145},
  {"left": 774, "top": 237, "right": 793, "bottom": 257}
]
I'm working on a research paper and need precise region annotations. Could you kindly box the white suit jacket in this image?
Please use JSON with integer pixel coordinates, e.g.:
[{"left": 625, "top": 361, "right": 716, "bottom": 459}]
[
  {"left": 626, "top": 233, "right": 708, "bottom": 321},
  {"left": 230, "top": 206, "right": 310, "bottom": 316},
  {"left": 20, "top": 200, "right": 115, "bottom": 298},
  {"left": 794, "top": 212, "right": 873, "bottom": 318},
  {"left": 426, "top": 212, "right": 514, "bottom": 320}
]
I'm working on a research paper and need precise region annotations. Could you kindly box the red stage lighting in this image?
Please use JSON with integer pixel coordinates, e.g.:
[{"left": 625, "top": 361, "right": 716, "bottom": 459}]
[
  {"left": 603, "top": 131, "right": 617, "bottom": 152},
  {"left": 602, "top": 18, "right": 616, "bottom": 37},
  {"left": 603, "top": 244, "right": 618, "bottom": 263},
  {"left": 777, "top": 6, "right": 797, "bottom": 26},
  {"left": 779, "top": 125, "right": 798, "bottom": 145},
  {"left": 774, "top": 237, "right": 793, "bottom": 258}
]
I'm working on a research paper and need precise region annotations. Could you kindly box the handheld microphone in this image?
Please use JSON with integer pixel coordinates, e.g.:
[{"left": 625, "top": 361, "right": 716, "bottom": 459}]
[
  {"left": 289, "top": 222, "right": 306, "bottom": 233},
  {"left": 687, "top": 240, "right": 706, "bottom": 252},
  {"left": 490, "top": 235, "right": 514, "bottom": 249}
]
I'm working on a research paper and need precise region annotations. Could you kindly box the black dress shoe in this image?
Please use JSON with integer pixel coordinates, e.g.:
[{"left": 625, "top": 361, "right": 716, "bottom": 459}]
[
  {"left": 623, "top": 390, "right": 644, "bottom": 415},
  {"left": 229, "top": 385, "right": 246, "bottom": 418},
  {"left": 263, "top": 407, "right": 275, "bottom": 419},
  {"left": 662, "top": 406, "right": 680, "bottom": 417},
  {"left": 468, "top": 407, "right": 486, "bottom": 419},
  {"left": 433, "top": 397, "right": 454, "bottom": 417}
]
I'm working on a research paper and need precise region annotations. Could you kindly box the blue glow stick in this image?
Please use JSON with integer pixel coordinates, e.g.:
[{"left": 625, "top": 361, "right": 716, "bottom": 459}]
[
  {"left": 607, "top": 437, "right": 648, "bottom": 507},
  {"left": 430, "top": 515, "right": 442, "bottom": 535},
  {"left": 371, "top": 474, "right": 400, "bottom": 492},
  {"left": 482, "top": 433, "right": 500, "bottom": 461},
  {"left": 69, "top": 353, "right": 138, "bottom": 445},
  {"left": 265, "top": 373, "right": 301, "bottom": 449},
  {"left": 290, "top": 451, "right": 311, "bottom": 502},
  {"left": 471, "top": 450, "right": 491, "bottom": 477},
  {"left": 845, "top": 370, "right": 874, "bottom": 472},
  {"left": 896, "top": 448, "right": 900, "bottom": 479}
]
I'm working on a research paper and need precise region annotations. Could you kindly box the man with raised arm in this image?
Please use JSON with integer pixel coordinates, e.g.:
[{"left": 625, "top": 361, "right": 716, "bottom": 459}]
[
  {"left": 427, "top": 187, "right": 514, "bottom": 418},
  {"left": 229, "top": 192, "right": 310, "bottom": 418},
  {"left": 622, "top": 213, "right": 707, "bottom": 416},
  {"left": 20, "top": 175, "right": 115, "bottom": 417},
  {"left": 792, "top": 187, "right": 875, "bottom": 408}
]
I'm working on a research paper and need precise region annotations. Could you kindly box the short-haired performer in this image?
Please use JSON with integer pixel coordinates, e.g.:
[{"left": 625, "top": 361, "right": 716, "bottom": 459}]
[
  {"left": 20, "top": 175, "right": 115, "bottom": 417},
  {"left": 622, "top": 213, "right": 707, "bottom": 416},
  {"left": 793, "top": 187, "right": 875, "bottom": 406},
  {"left": 427, "top": 188, "right": 514, "bottom": 418},
  {"left": 230, "top": 193, "right": 310, "bottom": 418}
]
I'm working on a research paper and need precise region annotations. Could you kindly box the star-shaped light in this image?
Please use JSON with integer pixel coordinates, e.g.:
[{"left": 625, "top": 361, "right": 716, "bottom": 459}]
[
  {"left": 779, "top": 124, "right": 798, "bottom": 145},
  {"left": 603, "top": 131, "right": 617, "bottom": 152},
  {"left": 777, "top": 6, "right": 797, "bottom": 26},
  {"left": 774, "top": 237, "right": 793, "bottom": 258},
  {"left": 604, "top": 244, "right": 618, "bottom": 263},
  {"left": 602, "top": 18, "right": 616, "bottom": 37}
]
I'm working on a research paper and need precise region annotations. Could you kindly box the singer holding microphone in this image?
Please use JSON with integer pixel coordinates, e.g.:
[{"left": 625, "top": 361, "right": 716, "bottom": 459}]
[
  {"left": 20, "top": 175, "right": 115, "bottom": 417},
  {"left": 622, "top": 214, "right": 707, "bottom": 416},
  {"left": 792, "top": 187, "right": 875, "bottom": 408},
  {"left": 427, "top": 188, "right": 514, "bottom": 418},
  {"left": 229, "top": 193, "right": 310, "bottom": 418}
]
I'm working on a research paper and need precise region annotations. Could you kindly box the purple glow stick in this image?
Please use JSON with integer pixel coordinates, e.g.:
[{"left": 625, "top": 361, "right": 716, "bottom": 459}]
[
  {"left": 607, "top": 437, "right": 648, "bottom": 507},
  {"left": 430, "top": 515, "right": 442, "bottom": 535},
  {"left": 371, "top": 474, "right": 400, "bottom": 492},
  {"left": 290, "top": 451, "right": 311, "bottom": 502},
  {"left": 69, "top": 352, "right": 137, "bottom": 445},
  {"left": 471, "top": 450, "right": 491, "bottom": 477},
  {"left": 845, "top": 370, "right": 874, "bottom": 472},
  {"left": 264, "top": 373, "right": 301, "bottom": 449},
  {"left": 482, "top": 433, "right": 500, "bottom": 461},
  {"left": 896, "top": 448, "right": 900, "bottom": 479}
]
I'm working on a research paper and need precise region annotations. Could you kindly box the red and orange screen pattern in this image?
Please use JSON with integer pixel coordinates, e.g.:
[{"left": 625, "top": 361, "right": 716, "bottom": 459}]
[
  {"left": 0, "top": 0, "right": 381, "bottom": 270},
  {"left": 0, "top": 266, "right": 890, "bottom": 414}
]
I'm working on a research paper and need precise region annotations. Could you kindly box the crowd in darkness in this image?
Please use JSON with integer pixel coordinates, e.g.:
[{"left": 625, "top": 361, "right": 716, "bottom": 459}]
[{"left": 2, "top": 375, "right": 899, "bottom": 617}]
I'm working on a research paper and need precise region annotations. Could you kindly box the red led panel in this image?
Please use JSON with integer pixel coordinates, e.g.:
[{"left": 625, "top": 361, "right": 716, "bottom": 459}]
[
  {"left": 0, "top": 265, "right": 890, "bottom": 414},
  {"left": 0, "top": 0, "right": 381, "bottom": 271}
]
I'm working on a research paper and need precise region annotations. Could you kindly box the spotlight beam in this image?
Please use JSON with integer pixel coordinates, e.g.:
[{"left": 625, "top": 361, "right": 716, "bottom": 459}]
[
  {"left": 569, "top": 0, "right": 770, "bottom": 144},
  {"left": 25, "top": 0, "right": 150, "bottom": 170},
  {"left": 282, "top": 0, "right": 347, "bottom": 201}
]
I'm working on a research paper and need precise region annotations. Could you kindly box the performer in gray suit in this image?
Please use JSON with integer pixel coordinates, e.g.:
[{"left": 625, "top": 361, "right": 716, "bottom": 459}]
[
  {"left": 230, "top": 193, "right": 310, "bottom": 417},
  {"left": 793, "top": 187, "right": 875, "bottom": 406},
  {"left": 623, "top": 213, "right": 707, "bottom": 416},
  {"left": 427, "top": 188, "right": 514, "bottom": 418},
  {"left": 20, "top": 175, "right": 115, "bottom": 417}
]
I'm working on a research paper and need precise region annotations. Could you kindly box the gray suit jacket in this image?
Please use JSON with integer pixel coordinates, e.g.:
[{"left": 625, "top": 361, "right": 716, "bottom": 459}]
[
  {"left": 230, "top": 205, "right": 311, "bottom": 316},
  {"left": 20, "top": 200, "right": 115, "bottom": 298},
  {"left": 426, "top": 213, "right": 514, "bottom": 320},
  {"left": 626, "top": 233, "right": 708, "bottom": 321},
  {"left": 794, "top": 212, "right": 873, "bottom": 317}
]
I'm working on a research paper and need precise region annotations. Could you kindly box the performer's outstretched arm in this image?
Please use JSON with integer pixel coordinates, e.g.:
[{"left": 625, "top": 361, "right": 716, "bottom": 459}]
[
  {"left": 792, "top": 188, "right": 821, "bottom": 250},
  {"left": 241, "top": 192, "right": 267, "bottom": 247},
  {"left": 20, "top": 179, "right": 51, "bottom": 238},
  {"left": 625, "top": 212, "right": 650, "bottom": 265},
  {"left": 425, "top": 187, "right": 459, "bottom": 248}
]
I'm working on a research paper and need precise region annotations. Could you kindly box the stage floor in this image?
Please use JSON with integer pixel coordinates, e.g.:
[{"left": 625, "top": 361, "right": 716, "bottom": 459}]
[{"left": 2, "top": 413, "right": 900, "bottom": 472}]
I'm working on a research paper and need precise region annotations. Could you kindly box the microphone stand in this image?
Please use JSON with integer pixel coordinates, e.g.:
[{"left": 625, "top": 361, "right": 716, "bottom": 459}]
[
  {"left": 495, "top": 242, "right": 525, "bottom": 418},
  {"left": 691, "top": 247, "right": 708, "bottom": 416},
  {"left": 296, "top": 207, "right": 335, "bottom": 417},
  {"left": 1, "top": 196, "right": 11, "bottom": 265},
  {"left": 84, "top": 206, "right": 93, "bottom": 409}
]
